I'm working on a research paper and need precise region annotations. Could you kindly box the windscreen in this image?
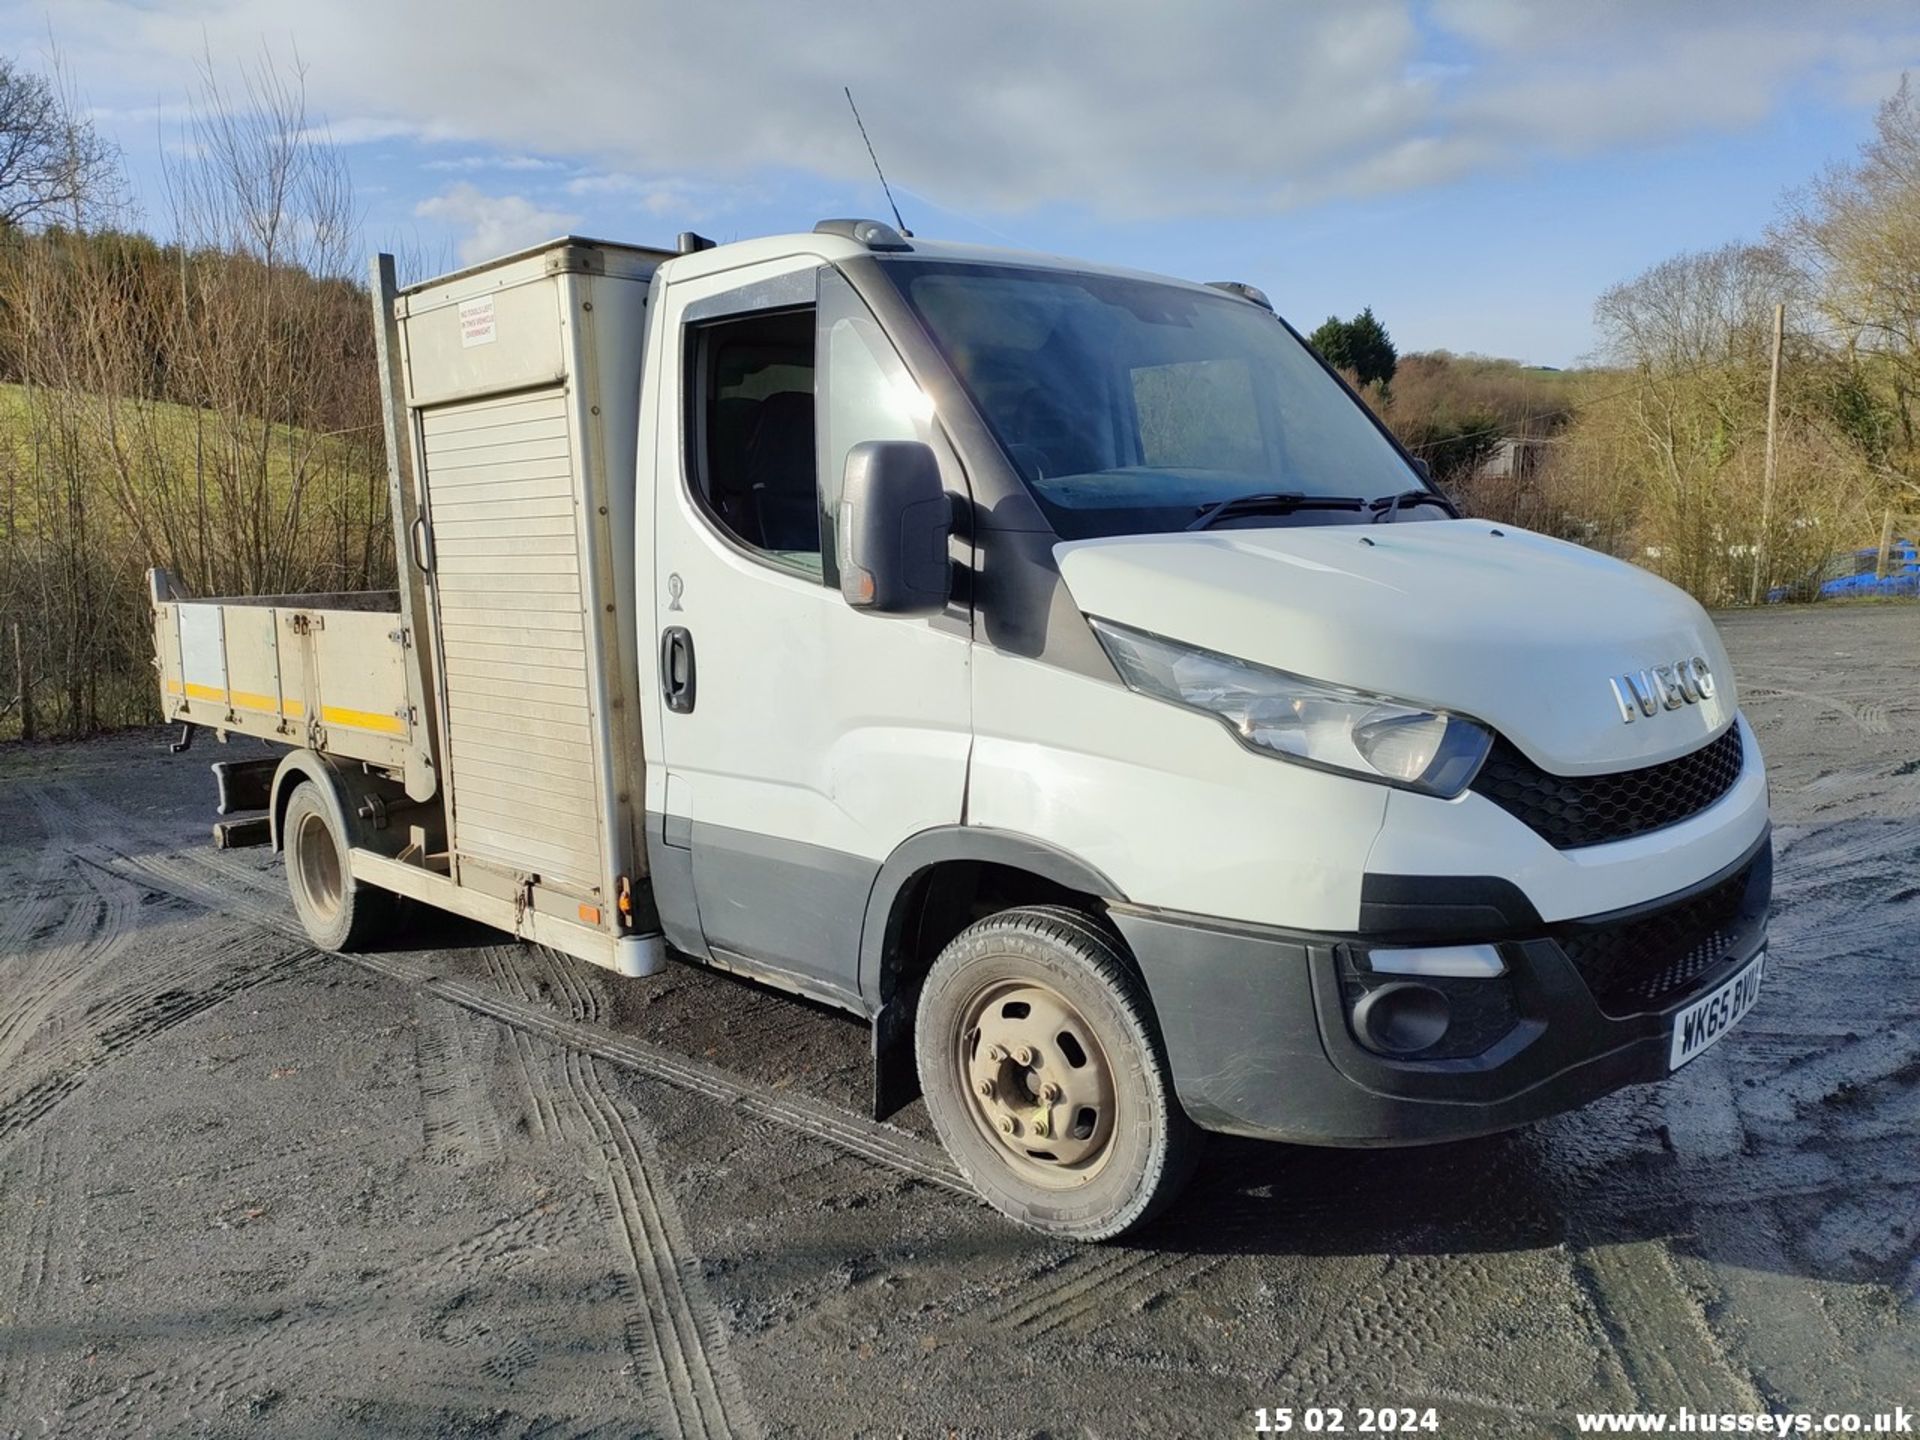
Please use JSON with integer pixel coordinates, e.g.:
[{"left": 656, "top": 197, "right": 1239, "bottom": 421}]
[{"left": 890, "top": 262, "right": 1423, "bottom": 538}]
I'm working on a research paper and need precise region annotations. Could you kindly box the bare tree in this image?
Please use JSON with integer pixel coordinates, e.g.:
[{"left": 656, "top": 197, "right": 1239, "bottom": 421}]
[
  {"left": 1554, "top": 241, "right": 1881, "bottom": 603},
  {"left": 1776, "top": 74, "right": 1920, "bottom": 497},
  {"left": 0, "top": 48, "right": 390, "bottom": 739},
  {"left": 158, "top": 49, "right": 383, "bottom": 598},
  {"left": 1594, "top": 242, "right": 1801, "bottom": 376},
  {"left": 0, "top": 55, "right": 116, "bottom": 229}
]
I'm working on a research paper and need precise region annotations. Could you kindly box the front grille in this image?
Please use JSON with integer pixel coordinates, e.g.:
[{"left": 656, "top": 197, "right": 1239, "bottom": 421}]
[
  {"left": 1471, "top": 721, "right": 1744, "bottom": 850},
  {"left": 1557, "top": 844, "right": 1768, "bottom": 1016}
]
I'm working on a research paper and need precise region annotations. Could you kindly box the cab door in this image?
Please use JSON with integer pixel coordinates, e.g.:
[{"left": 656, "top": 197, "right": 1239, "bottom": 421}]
[{"left": 647, "top": 257, "right": 971, "bottom": 1007}]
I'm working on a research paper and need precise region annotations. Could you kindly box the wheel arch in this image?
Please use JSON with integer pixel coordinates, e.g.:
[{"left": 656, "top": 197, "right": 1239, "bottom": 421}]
[
  {"left": 861, "top": 826, "right": 1128, "bottom": 1119},
  {"left": 269, "top": 750, "right": 352, "bottom": 854},
  {"left": 268, "top": 750, "right": 408, "bottom": 857}
]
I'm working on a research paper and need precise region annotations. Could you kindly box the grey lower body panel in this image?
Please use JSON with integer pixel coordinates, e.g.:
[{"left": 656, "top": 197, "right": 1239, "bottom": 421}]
[{"left": 645, "top": 813, "right": 876, "bottom": 1011}]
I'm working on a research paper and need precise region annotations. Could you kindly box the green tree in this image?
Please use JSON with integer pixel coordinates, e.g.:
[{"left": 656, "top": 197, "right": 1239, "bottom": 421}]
[
  {"left": 1308, "top": 314, "right": 1352, "bottom": 371},
  {"left": 1307, "top": 307, "right": 1397, "bottom": 389},
  {"left": 1345, "top": 306, "right": 1398, "bottom": 388}
]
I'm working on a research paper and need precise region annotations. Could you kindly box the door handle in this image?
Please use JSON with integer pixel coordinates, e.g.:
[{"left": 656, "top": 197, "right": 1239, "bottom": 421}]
[{"left": 661, "top": 627, "right": 696, "bottom": 713}]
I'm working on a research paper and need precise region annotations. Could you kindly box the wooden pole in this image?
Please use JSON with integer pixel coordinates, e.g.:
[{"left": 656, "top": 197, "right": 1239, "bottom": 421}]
[
  {"left": 12, "top": 620, "right": 32, "bottom": 743},
  {"left": 1753, "top": 302, "right": 1785, "bottom": 604},
  {"left": 1876, "top": 508, "right": 1896, "bottom": 581}
]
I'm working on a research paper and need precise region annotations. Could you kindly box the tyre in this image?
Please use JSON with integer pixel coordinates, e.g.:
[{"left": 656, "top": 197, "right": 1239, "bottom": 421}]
[
  {"left": 915, "top": 904, "right": 1201, "bottom": 1240},
  {"left": 283, "top": 780, "right": 395, "bottom": 951}
]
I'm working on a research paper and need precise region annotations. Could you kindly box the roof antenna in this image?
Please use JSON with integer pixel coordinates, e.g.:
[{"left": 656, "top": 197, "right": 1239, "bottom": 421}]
[{"left": 844, "top": 86, "right": 911, "bottom": 237}]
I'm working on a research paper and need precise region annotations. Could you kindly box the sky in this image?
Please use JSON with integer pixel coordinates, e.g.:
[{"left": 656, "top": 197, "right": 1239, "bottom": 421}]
[{"left": 8, "top": 0, "right": 1920, "bottom": 368}]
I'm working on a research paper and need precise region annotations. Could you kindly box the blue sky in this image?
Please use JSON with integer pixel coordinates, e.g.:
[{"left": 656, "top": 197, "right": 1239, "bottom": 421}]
[{"left": 10, "top": 0, "right": 1920, "bottom": 367}]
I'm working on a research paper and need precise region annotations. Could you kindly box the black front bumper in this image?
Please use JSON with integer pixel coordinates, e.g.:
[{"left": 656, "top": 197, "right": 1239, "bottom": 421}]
[{"left": 1109, "top": 826, "right": 1772, "bottom": 1146}]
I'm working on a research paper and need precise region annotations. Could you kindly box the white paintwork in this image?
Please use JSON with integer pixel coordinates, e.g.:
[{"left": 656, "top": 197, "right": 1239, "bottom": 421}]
[
  {"left": 1056, "top": 522, "right": 1737, "bottom": 775},
  {"left": 649, "top": 230, "right": 1212, "bottom": 295},
  {"left": 628, "top": 231, "right": 1766, "bottom": 943},
  {"left": 644, "top": 251, "right": 973, "bottom": 865},
  {"left": 967, "top": 647, "right": 1390, "bottom": 931},
  {"left": 972, "top": 637, "right": 1762, "bottom": 929},
  {"left": 1043, "top": 519, "right": 1764, "bottom": 927}
]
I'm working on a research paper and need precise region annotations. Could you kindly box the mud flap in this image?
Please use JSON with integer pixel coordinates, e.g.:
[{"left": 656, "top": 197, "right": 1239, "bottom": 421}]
[
  {"left": 870, "top": 992, "right": 922, "bottom": 1121},
  {"left": 212, "top": 757, "right": 279, "bottom": 815}
]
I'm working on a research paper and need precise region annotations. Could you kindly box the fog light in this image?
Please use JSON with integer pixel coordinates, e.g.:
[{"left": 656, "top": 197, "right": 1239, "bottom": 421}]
[
  {"left": 1368, "top": 943, "right": 1505, "bottom": 979},
  {"left": 1352, "top": 982, "right": 1452, "bottom": 1055}
]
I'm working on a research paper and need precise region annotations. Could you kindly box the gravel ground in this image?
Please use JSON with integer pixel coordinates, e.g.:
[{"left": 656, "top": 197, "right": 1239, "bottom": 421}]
[{"left": 0, "top": 602, "right": 1915, "bottom": 1439}]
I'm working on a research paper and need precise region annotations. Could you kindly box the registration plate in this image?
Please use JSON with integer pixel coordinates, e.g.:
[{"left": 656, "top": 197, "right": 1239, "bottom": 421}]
[{"left": 1668, "top": 950, "right": 1765, "bottom": 1071}]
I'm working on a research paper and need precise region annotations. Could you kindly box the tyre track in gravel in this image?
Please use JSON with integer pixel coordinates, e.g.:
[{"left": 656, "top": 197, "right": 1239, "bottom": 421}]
[
  {"left": 483, "top": 941, "right": 761, "bottom": 1440},
  {"left": 414, "top": 994, "right": 507, "bottom": 1169},
  {"left": 0, "top": 842, "right": 81, "bottom": 1067},
  {"left": 0, "top": 788, "right": 310, "bottom": 1154},
  {"left": 1773, "top": 815, "right": 1920, "bottom": 873},
  {"left": 965, "top": 1245, "right": 1225, "bottom": 1339},
  {"left": 57, "top": 1187, "right": 613, "bottom": 1435},
  {"left": 61, "top": 783, "right": 967, "bottom": 1199},
  {"left": 0, "top": 1133, "right": 61, "bottom": 1438},
  {"left": 0, "top": 899, "right": 102, "bottom": 1073},
  {"left": 482, "top": 947, "right": 559, "bottom": 1141},
  {"left": 1742, "top": 685, "right": 1896, "bottom": 736},
  {"left": 362, "top": 952, "right": 966, "bottom": 1196},
  {"left": 46, "top": 773, "right": 965, "bottom": 1434},
  {"left": 0, "top": 789, "right": 138, "bottom": 1080},
  {"left": 0, "top": 937, "right": 322, "bottom": 1151},
  {"left": 41, "top": 802, "right": 778, "bottom": 1435},
  {"left": 1571, "top": 1242, "right": 1767, "bottom": 1414}
]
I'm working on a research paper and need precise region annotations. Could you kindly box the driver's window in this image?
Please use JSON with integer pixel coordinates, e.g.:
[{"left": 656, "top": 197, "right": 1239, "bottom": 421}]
[
  {"left": 686, "top": 305, "right": 822, "bottom": 579},
  {"left": 816, "top": 269, "right": 941, "bottom": 584}
]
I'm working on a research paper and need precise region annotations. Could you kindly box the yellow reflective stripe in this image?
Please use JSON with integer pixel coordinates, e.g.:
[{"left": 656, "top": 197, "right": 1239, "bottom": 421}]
[
  {"left": 167, "top": 679, "right": 380, "bottom": 733},
  {"left": 322, "top": 704, "right": 405, "bottom": 736}
]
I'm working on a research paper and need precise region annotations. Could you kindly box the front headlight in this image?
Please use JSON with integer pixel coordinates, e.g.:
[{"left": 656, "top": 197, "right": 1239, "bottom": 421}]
[{"left": 1089, "top": 617, "right": 1492, "bottom": 798}]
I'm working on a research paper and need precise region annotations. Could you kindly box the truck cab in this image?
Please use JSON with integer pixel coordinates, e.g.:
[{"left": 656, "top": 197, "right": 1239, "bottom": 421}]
[{"left": 153, "top": 223, "right": 1772, "bottom": 1239}]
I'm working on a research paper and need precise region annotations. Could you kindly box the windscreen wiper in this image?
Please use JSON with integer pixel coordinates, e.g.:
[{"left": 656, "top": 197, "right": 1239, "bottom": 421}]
[
  {"left": 1369, "top": 489, "right": 1460, "bottom": 523},
  {"left": 1188, "top": 491, "right": 1367, "bottom": 531}
]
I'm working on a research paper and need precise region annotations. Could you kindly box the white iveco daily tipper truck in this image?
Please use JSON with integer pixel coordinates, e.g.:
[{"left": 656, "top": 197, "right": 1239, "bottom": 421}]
[{"left": 150, "top": 223, "right": 1772, "bottom": 1239}]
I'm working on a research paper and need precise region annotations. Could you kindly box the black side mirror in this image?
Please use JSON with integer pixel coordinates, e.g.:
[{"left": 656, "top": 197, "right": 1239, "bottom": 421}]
[
  {"left": 837, "top": 441, "right": 951, "bottom": 616},
  {"left": 1410, "top": 456, "right": 1433, "bottom": 482}
]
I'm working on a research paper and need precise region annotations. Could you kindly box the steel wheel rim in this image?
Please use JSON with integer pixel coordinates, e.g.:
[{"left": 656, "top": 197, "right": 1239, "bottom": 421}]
[
  {"left": 294, "top": 809, "right": 343, "bottom": 919},
  {"left": 954, "top": 978, "right": 1118, "bottom": 1188}
]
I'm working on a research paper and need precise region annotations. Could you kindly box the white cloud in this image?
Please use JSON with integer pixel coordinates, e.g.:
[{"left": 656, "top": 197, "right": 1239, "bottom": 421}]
[
  {"left": 562, "top": 172, "right": 757, "bottom": 222},
  {"left": 422, "top": 153, "right": 565, "bottom": 173},
  {"left": 414, "top": 183, "right": 580, "bottom": 263},
  {"left": 21, "top": 0, "right": 1920, "bottom": 219}
]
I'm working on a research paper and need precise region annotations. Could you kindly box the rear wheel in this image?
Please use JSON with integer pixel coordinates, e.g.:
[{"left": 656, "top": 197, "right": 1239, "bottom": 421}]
[
  {"left": 283, "top": 780, "right": 394, "bottom": 951},
  {"left": 915, "top": 905, "right": 1200, "bottom": 1240}
]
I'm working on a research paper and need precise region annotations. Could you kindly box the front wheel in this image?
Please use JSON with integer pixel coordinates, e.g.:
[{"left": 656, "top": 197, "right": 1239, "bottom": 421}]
[{"left": 915, "top": 905, "right": 1200, "bottom": 1240}]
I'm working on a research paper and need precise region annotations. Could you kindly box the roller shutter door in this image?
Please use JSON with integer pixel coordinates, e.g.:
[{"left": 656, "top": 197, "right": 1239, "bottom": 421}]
[{"left": 419, "top": 388, "right": 604, "bottom": 895}]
